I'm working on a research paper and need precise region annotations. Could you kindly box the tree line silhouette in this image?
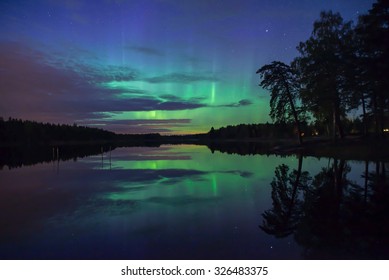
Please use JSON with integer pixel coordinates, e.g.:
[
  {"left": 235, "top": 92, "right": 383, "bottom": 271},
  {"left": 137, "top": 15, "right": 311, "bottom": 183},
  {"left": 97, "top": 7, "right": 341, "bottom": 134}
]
[
  {"left": 0, "top": 117, "right": 116, "bottom": 144},
  {"left": 207, "top": 119, "right": 364, "bottom": 141},
  {"left": 257, "top": 0, "right": 389, "bottom": 143},
  {"left": 0, "top": 117, "right": 180, "bottom": 145}
]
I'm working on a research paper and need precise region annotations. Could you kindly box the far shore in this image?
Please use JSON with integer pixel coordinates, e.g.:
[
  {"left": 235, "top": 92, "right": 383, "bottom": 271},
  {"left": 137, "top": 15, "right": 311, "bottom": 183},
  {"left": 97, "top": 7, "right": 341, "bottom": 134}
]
[
  {"left": 270, "top": 136, "right": 389, "bottom": 161},
  {"left": 1, "top": 135, "right": 388, "bottom": 161}
]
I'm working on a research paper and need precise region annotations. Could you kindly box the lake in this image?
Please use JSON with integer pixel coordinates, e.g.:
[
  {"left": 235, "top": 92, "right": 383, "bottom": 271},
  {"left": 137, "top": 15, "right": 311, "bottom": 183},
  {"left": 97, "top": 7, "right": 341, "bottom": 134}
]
[{"left": 0, "top": 144, "right": 388, "bottom": 259}]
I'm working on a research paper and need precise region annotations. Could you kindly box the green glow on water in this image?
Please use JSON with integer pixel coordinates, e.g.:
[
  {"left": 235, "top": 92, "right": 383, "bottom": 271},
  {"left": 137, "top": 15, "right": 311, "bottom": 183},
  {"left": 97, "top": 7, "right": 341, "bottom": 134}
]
[
  {"left": 97, "top": 145, "right": 302, "bottom": 204},
  {"left": 211, "top": 174, "right": 218, "bottom": 196}
]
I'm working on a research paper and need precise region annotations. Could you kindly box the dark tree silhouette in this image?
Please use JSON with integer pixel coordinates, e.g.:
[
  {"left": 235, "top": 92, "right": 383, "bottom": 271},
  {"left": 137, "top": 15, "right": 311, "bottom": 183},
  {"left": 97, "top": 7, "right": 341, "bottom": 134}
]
[
  {"left": 355, "top": 0, "right": 389, "bottom": 138},
  {"left": 0, "top": 118, "right": 116, "bottom": 144},
  {"left": 294, "top": 11, "right": 354, "bottom": 141},
  {"left": 295, "top": 159, "right": 389, "bottom": 258},
  {"left": 261, "top": 155, "right": 389, "bottom": 259},
  {"left": 256, "top": 61, "right": 304, "bottom": 144}
]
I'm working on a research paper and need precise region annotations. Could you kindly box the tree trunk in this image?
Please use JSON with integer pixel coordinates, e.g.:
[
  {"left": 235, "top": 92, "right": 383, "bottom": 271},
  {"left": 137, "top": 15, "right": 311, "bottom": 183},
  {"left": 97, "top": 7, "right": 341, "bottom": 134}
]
[
  {"left": 289, "top": 95, "right": 303, "bottom": 145},
  {"left": 284, "top": 81, "right": 303, "bottom": 145},
  {"left": 286, "top": 154, "right": 303, "bottom": 219},
  {"left": 379, "top": 93, "right": 385, "bottom": 139},
  {"left": 332, "top": 100, "right": 344, "bottom": 141},
  {"left": 336, "top": 108, "right": 344, "bottom": 139},
  {"left": 372, "top": 92, "right": 380, "bottom": 138},
  {"left": 332, "top": 158, "right": 345, "bottom": 224},
  {"left": 332, "top": 107, "right": 337, "bottom": 141},
  {"left": 361, "top": 93, "right": 368, "bottom": 136},
  {"left": 364, "top": 160, "right": 369, "bottom": 205}
]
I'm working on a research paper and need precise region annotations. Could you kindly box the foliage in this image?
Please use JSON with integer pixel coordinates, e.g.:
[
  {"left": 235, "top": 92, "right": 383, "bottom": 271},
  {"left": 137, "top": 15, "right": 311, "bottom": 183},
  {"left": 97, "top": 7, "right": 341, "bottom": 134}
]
[
  {"left": 293, "top": 11, "right": 354, "bottom": 140},
  {"left": 208, "top": 123, "right": 297, "bottom": 139},
  {"left": 355, "top": 0, "right": 389, "bottom": 136},
  {"left": 256, "top": 61, "right": 304, "bottom": 144},
  {"left": 256, "top": 62, "right": 299, "bottom": 123},
  {"left": 257, "top": 1, "right": 389, "bottom": 140},
  {"left": 0, "top": 117, "right": 116, "bottom": 144}
]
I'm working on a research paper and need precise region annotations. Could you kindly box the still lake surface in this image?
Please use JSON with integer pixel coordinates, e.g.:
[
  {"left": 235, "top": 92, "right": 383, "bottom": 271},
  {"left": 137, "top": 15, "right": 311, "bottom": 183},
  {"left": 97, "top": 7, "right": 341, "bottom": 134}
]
[{"left": 0, "top": 144, "right": 388, "bottom": 259}]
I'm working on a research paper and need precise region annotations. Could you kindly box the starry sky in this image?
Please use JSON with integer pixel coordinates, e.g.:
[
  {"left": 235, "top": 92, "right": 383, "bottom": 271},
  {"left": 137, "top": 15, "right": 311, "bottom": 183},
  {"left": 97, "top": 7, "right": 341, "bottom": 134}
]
[{"left": 0, "top": 0, "right": 376, "bottom": 134}]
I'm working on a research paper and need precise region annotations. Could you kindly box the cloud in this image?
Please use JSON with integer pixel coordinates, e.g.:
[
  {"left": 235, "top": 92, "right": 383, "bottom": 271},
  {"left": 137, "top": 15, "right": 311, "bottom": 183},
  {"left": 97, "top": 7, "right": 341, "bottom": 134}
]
[
  {"left": 114, "top": 89, "right": 148, "bottom": 99},
  {"left": 123, "top": 97, "right": 204, "bottom": 111},
  {"left": 159, "top": 94, "right": 182, "bottom": 101},
  {"left": 127, "top": 46, "right": 164, "bottom": 56},
  {"left": 0, "top": 42, "right": 207, "bottom": 129},
  {"left": 62, "top": 63, "right": 139, "bottom": 83},
  {"left": 159, "top": 94, "right": 207, "bottom": 103},
  {"left": 144, "top": 73, "right": 218, "bottom": 84},
  {"left": 80, "top": 118, "right": 193, "bottom": 134},
  {"left": 220, "top": 170, "right": 253, "bottom": 178},
  {"left": 217, "top": 99, "right": 253, "bottom": 108},
  {"left": 157, "top": 100, "right": 205, "bottom": 110},
  {"left": 182, "top": 54, "right": 208, "bottom": 64},
  {"left": 236, "top": 99, "right": 253, "bottom": 106},
  {"left": 83, "top": 119, "right": 192, "bottom": 125}
]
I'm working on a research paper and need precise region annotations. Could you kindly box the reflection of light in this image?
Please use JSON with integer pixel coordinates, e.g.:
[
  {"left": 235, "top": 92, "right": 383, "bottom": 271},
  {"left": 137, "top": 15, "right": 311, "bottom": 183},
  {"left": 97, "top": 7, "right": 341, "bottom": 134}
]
[
  {"left": 384, "top": 128, "right": 389, "bottom": 132},
  {"left": 300, "top": 132, "right": 305, "bottom": 137},
  {"left": 211, "top": 174, "right": 218, "bottom": 196}
]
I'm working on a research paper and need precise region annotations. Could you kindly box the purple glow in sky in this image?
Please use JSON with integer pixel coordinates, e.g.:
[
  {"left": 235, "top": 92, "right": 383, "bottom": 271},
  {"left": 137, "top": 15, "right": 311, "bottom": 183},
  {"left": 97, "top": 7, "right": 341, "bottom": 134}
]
[{"left": 0, "top": 0, "right": 376, "bottom": 134}]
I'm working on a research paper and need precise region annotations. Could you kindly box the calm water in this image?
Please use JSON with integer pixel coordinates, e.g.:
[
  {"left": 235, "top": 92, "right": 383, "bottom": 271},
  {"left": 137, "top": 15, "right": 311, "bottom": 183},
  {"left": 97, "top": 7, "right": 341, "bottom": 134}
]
[{"left": 0, "top": 145, "right": 388, "bottom": 259}]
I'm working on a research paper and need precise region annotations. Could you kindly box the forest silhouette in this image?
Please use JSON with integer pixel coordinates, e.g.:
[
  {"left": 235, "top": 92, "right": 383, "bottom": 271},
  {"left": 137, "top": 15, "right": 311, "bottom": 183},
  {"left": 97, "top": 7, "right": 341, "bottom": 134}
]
[{"left": 256, "top": 1, "right": 388, "bottom": 142}]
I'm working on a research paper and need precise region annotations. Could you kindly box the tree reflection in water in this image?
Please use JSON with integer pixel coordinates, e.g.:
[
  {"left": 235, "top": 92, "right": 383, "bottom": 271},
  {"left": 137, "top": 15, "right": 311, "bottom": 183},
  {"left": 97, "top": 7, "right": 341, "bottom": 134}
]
[
  {"left": 261, "top": 157, "right": 389, "bottom": 259},
  {"left": 260, "top": 155, "right": 310, "bottom": 237}
]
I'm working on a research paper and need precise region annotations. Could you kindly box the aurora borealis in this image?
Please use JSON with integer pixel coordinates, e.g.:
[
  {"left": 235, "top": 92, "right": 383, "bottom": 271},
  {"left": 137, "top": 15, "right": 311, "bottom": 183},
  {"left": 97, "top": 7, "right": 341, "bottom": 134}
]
[{"left": 0, "top": 0, "right": 375, "bottom": 134}]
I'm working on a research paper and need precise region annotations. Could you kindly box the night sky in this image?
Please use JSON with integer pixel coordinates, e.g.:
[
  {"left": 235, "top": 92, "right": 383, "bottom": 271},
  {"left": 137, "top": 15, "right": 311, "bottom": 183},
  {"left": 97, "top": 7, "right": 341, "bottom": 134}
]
[{"left": 0, "top": 0, "right": 375, "bottom": 134}]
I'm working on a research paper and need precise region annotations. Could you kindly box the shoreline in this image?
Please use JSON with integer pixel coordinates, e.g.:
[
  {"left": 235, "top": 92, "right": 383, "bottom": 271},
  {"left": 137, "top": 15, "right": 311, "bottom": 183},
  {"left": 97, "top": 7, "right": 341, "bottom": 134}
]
[{"left": 1, "top": 135, "right": 388, "bottom": 161}]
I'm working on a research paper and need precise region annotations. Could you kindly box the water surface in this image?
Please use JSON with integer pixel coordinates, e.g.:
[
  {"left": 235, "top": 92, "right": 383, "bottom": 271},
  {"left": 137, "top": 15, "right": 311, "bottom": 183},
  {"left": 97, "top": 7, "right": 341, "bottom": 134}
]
[{"left": 0, "top": 145, "right": 388, "bottom": 259}]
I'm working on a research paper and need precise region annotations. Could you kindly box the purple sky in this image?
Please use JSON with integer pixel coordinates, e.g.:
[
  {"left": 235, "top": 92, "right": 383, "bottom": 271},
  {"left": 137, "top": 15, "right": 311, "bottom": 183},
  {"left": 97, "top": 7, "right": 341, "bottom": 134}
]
[{"left": 0, "top": 0, "right": 376, "bottom": 134}]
